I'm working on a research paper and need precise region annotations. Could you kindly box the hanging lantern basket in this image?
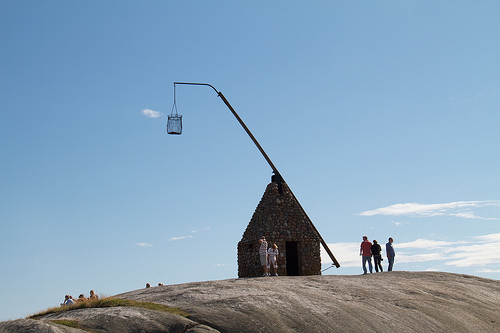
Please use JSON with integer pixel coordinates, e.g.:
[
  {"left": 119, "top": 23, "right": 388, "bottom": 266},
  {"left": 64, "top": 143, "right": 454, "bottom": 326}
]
[
  {"left": 167, "top": 114, "right": 182, "bottom": 135},
  {"left": 167, "top": 89, "right": 182, "bottom": 135}
]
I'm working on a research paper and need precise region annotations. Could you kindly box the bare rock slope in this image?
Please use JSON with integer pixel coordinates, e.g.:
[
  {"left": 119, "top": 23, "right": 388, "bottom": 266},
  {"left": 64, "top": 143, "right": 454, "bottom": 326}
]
[{"left": 2, "top": 272, "right": 499, "bottom": 332}]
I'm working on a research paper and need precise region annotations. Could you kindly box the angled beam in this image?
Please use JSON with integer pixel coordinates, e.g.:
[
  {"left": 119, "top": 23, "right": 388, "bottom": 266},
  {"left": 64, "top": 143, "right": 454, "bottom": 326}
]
[{"left": 173, "top": 82, "right": 340, "bottom": 268}]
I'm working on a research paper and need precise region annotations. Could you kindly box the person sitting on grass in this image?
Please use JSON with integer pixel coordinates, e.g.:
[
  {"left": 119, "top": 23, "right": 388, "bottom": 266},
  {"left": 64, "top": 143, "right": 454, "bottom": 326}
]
[
  {"left": 89, "top": 290, "right": 99, "bottom": 300},
  {"left": 61, "top": 295, "right": 75, "bottom": 306}
]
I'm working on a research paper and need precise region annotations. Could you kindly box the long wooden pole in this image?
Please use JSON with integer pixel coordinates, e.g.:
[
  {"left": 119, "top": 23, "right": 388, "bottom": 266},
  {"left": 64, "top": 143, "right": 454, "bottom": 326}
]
[{"left": 173, "top": 82, "right": 340, "bottom": 268}]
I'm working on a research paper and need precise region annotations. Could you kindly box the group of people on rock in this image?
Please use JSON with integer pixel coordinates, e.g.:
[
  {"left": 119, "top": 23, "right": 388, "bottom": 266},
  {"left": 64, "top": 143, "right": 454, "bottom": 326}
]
[
  {"left": 360, "top": 236, "right": 396, "bottom": 274},
  {"left": 259, "top": 236, "right": 279, "bottom": 277},
  {"left": 61, "top": 290, "right": 99, "bottom": 306}
]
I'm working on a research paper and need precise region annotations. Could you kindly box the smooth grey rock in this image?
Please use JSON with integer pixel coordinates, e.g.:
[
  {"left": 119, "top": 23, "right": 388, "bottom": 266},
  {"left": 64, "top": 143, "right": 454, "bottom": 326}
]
[
  {"left": 37, "top": 307, "right": 219, "bottom": 333},
  {"left": 0, "top": 318, "right": 83, "bottom": 333},
  {"left": 118, "top": 272, "right": 500, "bottom": 333},
  {"left": 2, "top": 272, "right": 500, "bottom": 332}
]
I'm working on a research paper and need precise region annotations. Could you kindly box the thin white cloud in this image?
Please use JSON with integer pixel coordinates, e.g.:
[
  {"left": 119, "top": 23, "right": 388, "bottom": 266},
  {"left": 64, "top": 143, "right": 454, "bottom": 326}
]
[
  {"left": 359, "top": 200, "right": 500, "bottom": 220},
  {"left": 169, "top": 227, "right": 209, "bottom": 241},
  {"left": 424, "top": 267, "right": 441, "bottom": 272},
  {"left": 477, "top": 268, "right": 500, "bottom": 273},
  {"left": 136, "top": 242, "right": 153, "bottom": 247},
  {"left": 321, "top": 242, "right": 359, "bottom": 267},
  {"left": 192, "top": 227, "right": 211, "bottom": 234},
  {"left": 451, "top": 212, "right": 499, "bottom": 220},
  {"left": 443, "top": 233, "right": 500, "bottom": 267},
  {"left": 397, "top": 252, "right": 449, "bottom": 263},
  {"left": 168, "top": 235, "right": 193, "bottom": 241},
  {"left": 474, "top": 233, "right": 500, "bottom": 242},
  {"left": 142, "top": 109, "right": 162, "bottom": 118},
  {"left": 396, "top": 239, "right": 462, "bottom": 250}
]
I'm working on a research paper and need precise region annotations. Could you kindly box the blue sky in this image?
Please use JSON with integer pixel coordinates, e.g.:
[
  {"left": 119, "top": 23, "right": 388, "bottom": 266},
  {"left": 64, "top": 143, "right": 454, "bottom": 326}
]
[{"left": 1, "top": 0, "right": 499, "bottom": 321}]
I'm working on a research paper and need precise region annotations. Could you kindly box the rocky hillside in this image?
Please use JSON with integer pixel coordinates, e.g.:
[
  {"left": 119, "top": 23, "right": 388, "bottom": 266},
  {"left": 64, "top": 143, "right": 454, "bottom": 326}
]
[{"left": 1, "top": 271, "right": 499, "bottom": 332}]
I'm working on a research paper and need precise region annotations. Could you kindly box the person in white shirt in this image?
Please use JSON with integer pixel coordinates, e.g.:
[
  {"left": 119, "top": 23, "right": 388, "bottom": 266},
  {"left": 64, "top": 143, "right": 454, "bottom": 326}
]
[
  {"left": 61, "top": 295, "right": 75, "bottom": 306},
  {"left": 267, "top": 244, "right": 279, "bottom": 276},
  {"left": 259, "top": 236, "right": 269, "bottom": 276}
]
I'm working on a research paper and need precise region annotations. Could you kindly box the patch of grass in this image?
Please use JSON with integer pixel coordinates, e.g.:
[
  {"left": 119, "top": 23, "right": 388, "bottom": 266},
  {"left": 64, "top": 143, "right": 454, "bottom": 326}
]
[
  {"left": 50, "top": 319, "right": 81, "bottom": 328},
  {"left": 30, "top": 297, "right": 189, "bottom": 319}
]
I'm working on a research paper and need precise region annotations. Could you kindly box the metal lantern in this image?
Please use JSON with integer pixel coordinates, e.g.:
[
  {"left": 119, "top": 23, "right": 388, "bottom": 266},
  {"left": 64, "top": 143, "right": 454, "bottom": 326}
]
[
  {"left": 167, "top": 114, "right": 182, "bottom": 135},
  {"left": 167, "top": 87, "right": 182, "bottom": 135}
]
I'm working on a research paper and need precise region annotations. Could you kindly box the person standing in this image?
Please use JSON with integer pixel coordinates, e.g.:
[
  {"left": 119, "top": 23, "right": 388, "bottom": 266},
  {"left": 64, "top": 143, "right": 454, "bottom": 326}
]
[
  {"left": 371, "top": 240, "right": 383, "bottom": 272},
  {"left": 360, "top": 236, "right": 373, "bottom": 275},
  {"left": 259, "top": 236, "right": 269, "bottom": 276},
  {"left": 267, "top": 244, "right": 279, "bottom": 276},
  {"left": 386, "top": 237, "right": 396, "bottom": 271}
]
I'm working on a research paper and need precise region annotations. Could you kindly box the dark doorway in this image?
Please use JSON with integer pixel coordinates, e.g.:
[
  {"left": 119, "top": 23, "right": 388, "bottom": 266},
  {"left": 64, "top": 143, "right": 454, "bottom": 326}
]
[{"left": 286, "top": 241, "right": 299, "bottom": 276}]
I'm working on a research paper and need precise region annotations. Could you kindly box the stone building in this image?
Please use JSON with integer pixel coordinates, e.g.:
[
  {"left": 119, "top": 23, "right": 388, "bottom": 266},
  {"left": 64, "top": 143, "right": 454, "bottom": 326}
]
[{"left": 237, "top": 177, "right": 323, "bottom": 277}]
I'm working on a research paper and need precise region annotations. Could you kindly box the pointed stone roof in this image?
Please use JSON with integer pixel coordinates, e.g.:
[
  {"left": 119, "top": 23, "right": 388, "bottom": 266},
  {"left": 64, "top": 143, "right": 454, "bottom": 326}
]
[{"left": 240, "top": 181, "right": 320, "bottom": 243}]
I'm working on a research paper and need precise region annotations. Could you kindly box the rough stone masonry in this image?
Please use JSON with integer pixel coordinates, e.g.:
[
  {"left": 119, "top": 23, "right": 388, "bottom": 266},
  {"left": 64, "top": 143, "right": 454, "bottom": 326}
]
[{"left": 238, "top": 180, "right": 322, "bottom": 277}]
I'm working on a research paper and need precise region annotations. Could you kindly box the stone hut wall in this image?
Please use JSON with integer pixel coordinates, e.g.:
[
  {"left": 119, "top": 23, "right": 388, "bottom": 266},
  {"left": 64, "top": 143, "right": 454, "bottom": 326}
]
[{"left": 238, "top": 181, "right": 322, "bottom": 277}]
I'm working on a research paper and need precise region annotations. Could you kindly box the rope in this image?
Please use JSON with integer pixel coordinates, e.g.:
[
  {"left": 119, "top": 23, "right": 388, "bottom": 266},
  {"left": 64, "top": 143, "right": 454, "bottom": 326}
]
[
  {"left": 321, "top": 264, "right": 335, "bottom": 272},
  {"left": 171, "top": 84, "right": 178, "bottom": 116}
]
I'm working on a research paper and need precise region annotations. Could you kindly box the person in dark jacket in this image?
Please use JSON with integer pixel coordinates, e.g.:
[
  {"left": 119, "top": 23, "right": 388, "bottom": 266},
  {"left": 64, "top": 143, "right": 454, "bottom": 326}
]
[
  {"left": 386, "top": 237, "right": 396, "bottom": 271},
  {"left": 371, "top": 240, "right": 383, "bottom": 272}
]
